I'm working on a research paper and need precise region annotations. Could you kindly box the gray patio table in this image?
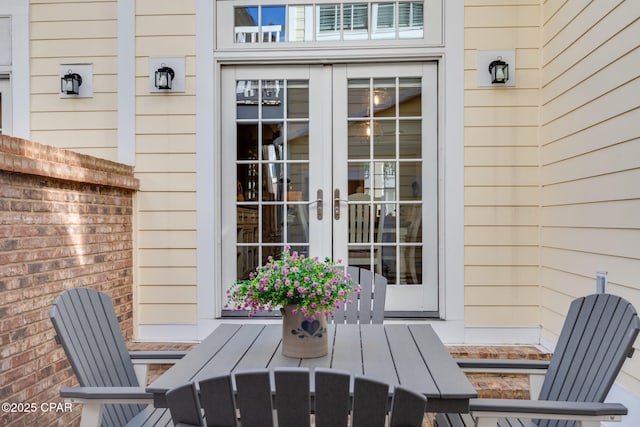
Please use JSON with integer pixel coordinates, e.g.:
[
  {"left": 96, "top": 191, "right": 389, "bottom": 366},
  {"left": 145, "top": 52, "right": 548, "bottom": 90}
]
[{"left": 146, "top": 323, "right": 478, "bottom": 413}]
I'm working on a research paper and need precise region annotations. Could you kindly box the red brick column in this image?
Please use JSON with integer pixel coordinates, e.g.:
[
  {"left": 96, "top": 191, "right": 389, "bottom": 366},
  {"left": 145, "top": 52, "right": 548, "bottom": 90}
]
[{"left": 0, "top": 135, "right": 139, "bottom": 426}]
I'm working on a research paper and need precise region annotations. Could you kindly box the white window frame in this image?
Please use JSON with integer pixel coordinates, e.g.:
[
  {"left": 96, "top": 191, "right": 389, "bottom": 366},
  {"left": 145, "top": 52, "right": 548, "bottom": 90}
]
[
  {"left": 0, "top": 77, "right": 11, "bottom": 135},
  {"left": 216, "top": 0, "right": 442, "bottom": 49},
  {"left": 0, "top": 1, "right": 29, "bottom": 139}
]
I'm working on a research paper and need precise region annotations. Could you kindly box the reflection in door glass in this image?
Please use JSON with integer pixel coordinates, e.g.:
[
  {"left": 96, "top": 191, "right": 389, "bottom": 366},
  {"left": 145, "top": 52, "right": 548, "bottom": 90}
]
[
  {"left": 236, "top": 80, "right": 310, "bottom": 281},
  {"left": 234, "top": 2, "right": 424, "bottom": 44},
  {"left": 346, "top": 77, "right": 424, "bottom": 285},
  {"left": 235, "top": 6, "right": 286, "bottom": 43}
]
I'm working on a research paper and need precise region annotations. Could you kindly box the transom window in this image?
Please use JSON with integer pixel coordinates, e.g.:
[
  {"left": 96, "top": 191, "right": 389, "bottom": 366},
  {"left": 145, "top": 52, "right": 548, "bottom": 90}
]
[{"left": 233, "top": 1, "right": 425, "bottom": 43}]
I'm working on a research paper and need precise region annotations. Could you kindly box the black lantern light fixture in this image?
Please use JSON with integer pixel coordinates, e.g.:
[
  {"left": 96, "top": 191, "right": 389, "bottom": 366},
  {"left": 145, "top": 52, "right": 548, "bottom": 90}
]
[
  {"left": 488, "top": 56, "right": 509, "bottom": 84},
  {"left": 154, "top": 64, "right": 175, "bottom": 90},
  {"left": 60, "top": 70, "right": 83, "bottom": 95}
]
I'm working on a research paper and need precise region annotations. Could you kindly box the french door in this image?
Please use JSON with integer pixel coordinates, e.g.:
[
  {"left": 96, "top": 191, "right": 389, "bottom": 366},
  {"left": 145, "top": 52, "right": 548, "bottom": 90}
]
[{"left": 220, "top": 63, "right": 438, "bottom": 314}]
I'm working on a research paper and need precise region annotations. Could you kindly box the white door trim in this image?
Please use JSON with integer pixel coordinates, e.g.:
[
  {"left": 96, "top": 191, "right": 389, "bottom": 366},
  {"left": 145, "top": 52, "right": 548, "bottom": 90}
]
[{"left": 190, "top": 0, "right": 464, "bottom": 343}]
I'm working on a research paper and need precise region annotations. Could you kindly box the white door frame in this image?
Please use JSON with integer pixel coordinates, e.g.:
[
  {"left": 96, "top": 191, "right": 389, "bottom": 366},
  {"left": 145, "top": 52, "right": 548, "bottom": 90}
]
[
  {"left": 219, "top": 62, "right": 439, "bottom": 315},
  {"left": 331, "top": 63, "right": 439, "bottom": 313},
  {"left": 193, "top": 0, "right": 465, "bottom": 344}
]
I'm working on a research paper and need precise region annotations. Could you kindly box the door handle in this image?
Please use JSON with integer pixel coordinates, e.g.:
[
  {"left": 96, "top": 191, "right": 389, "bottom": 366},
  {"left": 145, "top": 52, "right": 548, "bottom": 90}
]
[
  {"left": 305, "top": 190, "right": 324, "bottom": 220},
  {"left": 333, "top": 189, "right": 348, "bottom": 220},
  {"left": 316, "top": 189, "right": 323, "bottom": 220}
]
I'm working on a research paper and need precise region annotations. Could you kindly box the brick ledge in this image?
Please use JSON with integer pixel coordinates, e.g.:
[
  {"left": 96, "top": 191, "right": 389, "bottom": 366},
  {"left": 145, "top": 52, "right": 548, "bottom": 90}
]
[{"left": 0, "top": 135, "right": 139, "bottom": 190}]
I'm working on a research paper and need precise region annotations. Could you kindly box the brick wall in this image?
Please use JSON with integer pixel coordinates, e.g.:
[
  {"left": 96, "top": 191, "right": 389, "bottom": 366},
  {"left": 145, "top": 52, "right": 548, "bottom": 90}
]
[{"left": 0, "top": 135, "right": 139, "bottom": 426}]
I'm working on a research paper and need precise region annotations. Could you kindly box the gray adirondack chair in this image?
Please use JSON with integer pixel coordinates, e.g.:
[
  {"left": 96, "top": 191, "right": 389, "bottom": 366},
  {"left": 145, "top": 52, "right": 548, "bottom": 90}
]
[
  {"left": 165, "top": 367, "right": 427, "bottom": 427},
  {"left": 50, "top": 288, "right": 185, "bottom": 427},
  {"left": 331, "top": 266, "right": 387, "bottom": 324},
  {"left": 436, "top": 293, "right": 640, "bottom": 427}
]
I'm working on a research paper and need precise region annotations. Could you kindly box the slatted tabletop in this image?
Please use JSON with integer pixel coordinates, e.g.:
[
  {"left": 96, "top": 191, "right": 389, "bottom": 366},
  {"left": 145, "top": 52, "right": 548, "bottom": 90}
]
[{"left": 147, "top": 323, "right": 477, "bottom": 413}]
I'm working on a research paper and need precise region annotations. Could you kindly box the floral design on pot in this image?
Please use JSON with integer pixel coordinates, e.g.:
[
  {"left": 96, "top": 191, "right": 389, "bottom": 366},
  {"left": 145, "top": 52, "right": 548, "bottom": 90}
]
[{"left": 292, "top": 318, "right": 326, "bottom": 339}]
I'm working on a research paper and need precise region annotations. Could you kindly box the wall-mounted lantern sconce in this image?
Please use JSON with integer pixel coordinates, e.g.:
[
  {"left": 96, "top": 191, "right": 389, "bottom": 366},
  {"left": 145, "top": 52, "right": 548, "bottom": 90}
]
[
  {"left": 61, "top": 71, "right": 82, "bottom": 95},
  {"left": 477, "top": 50, "right": 516, "bottom": 87},
  {"left": 149, "top": 58, "right": 185, "bottom": 93},
  {"left": 154, "top": 64, "right": 175, "bottom": 90},
  {"left": 59, "top": 64, "right": 93, "bottom": 98},
  {"left": 488, "top": 56, "right": 509, "bottom": 84}
]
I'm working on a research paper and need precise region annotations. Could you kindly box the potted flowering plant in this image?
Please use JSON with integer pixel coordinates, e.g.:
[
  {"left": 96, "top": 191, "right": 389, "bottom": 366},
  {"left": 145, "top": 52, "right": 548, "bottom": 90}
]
[{"left": 225, "top": 246, "right": 360, "bottom": 358}]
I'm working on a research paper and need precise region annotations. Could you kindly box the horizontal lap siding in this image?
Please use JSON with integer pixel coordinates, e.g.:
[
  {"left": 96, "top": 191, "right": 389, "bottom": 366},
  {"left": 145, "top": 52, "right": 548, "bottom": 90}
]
[
  {"left": 464, "top": 0, "right": 541, "bottom": 327},
  {"left": 30, "top": 1, "right": 119, "bottom": 161},
  {"left": 540, "top": 0, "right": 640, "bottom": 395},
  {"left": 28, "top": 0, "right": 199, "bottom": 328},
  {"left": 134, "top": 0, "right": 198, "bottom": 327}
]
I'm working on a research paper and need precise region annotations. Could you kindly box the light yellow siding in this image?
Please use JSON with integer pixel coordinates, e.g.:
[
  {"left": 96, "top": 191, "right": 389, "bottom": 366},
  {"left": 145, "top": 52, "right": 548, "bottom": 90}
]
[
  {"left": 463, "top": 0, "right": 541, "bottom": 327},
  {"left": 30, "top": 1, "right": 119, "bottom": 160},
  {"left": 133, "top": 0, "right": 198, "bottom": 330},
  {"left": 540, "top": 0, "right": 640, "bottom": 395}
]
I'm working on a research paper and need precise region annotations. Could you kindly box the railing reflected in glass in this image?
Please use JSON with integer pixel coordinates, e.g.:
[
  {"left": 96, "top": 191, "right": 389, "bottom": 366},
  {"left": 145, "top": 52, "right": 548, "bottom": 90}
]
[{"left": 234, "top": 1, "right": 424, "bottom": 44}]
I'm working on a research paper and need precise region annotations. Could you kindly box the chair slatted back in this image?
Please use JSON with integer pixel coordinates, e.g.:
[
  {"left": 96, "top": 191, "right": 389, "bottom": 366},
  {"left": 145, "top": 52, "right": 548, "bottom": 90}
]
[
  {"left": 166, "top": 368, "right": 426, "bottom": 427},
  {"left": 388, "top": 387, "right": 432, "bottom": 427},
  {"left": 165, "top": 382, "right": 202, "bottom": 426},
  {"left": 332, "top": 266, "right": 387, "bottom": 324},
  {"left": 197, "top": 375, "right": 236, "bottom": 427},
  {"left": 50, "top": 288, "right": 144, "bottom": 427},
  {"left": 349, "top": 202, "right": 371, "bottom": 243},
  {"left": 538, "top": 293, "right": 640, "bottom": 427},
  {"left": 351, "top": 375, "right": 390, "bottom": 427},
  {"left": 314, "top": 368, "right": 351, "bottom": 426}
]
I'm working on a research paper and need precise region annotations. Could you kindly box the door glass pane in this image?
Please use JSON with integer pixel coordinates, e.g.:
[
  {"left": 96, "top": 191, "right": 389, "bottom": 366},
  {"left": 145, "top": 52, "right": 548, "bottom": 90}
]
[
  {"left": 399, "top": 119, "right": 421, "bottom": 159},
  {"left": 399, "top": 161, "right": 421, "bottom": 200},
  {"left": 373, "top": 78, "right": 396, "bottom": 117},
  {"left": 373, "top": 120, "right": 396, "bottom": 159},
  {"left": 262, "top": 80, "right": 284, "bottom": 119},
  {"left": 236, "top": 80, "right": 259, "bottom": 119},
  {"left": 287, "top": 122, "right": 309, "bottom": 160},
  {"left": 262, "top": 204, "right": 283, "bottom": 242},
  {"left": 346, "top": 76, "right": 424, "bottom": 286},
  {"left": 235, "top": 78, "right": 310, "bottom": 281},
  {"left": 399, "top": 78, "right": 421, "bottom": 116},
  {"left": 347, "top": 79, "right": 371, "bottom": 117},
  {"left": 347, "top": 123, "right": 370, "bottom": 159},
  {"left": 287, "top": 80, "right": 309, "bottom": 118}
]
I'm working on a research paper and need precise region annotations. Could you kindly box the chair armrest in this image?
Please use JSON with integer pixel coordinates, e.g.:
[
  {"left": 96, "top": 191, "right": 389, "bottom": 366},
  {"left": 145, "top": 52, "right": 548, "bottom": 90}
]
[
  {"left": 129, "top": 350, "right": 186, "bottom": 363},
  {"left": 470, "top": 398, "right": 627, "bottom": 426},
  {"left": 60, "top": 387, "right": 154, "bottom": 427},
  {"left": 457, "top": 359, "right": 549, "bottom": 399},
  {"left": 60, "top": 386, "right": 153, "bottom": 402},
  {"left": 129, "top": 351, "right": 186, "bottom": 386},
  {"left": 456, "top": 358, "right": 549, "bottom": 372}
]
